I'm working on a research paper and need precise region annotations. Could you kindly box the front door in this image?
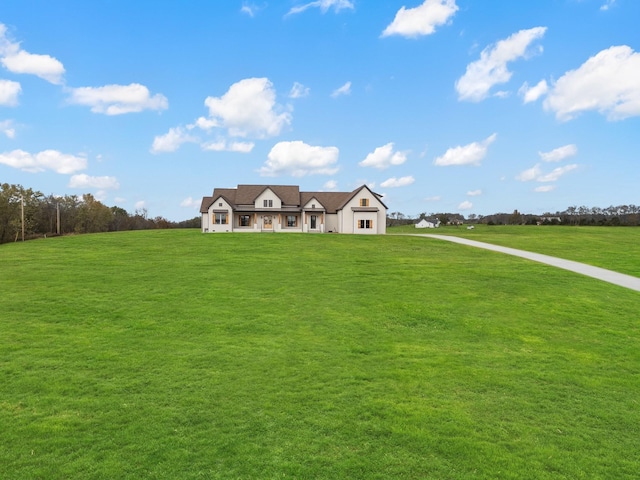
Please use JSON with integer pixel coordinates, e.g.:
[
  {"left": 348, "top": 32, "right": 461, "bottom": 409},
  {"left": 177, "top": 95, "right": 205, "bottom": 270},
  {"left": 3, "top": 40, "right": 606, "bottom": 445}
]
[
  {"left": 310, "top": 215, "right": 317, "bottom": 229},
  {"left": 263, "top": 215, "right": 272, "bottom": 230}
]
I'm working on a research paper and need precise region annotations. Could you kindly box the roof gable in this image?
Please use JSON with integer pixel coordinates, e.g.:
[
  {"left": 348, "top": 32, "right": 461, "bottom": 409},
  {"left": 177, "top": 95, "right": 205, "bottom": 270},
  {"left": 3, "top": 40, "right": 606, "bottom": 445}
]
[
  {"left": 337, "top": 185, "right": 388, "bottom": 211},
  {"left": 234, "top": 185, "right": 301, "bottom": 206}
]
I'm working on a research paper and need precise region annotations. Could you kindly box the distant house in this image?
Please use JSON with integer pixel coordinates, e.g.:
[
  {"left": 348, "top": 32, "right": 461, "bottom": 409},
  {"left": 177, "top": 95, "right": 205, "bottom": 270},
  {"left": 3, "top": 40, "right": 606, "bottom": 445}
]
[
  {"left": 200, "top": 184, "right": 387, "bottom": 234},
  {"left": 538, "top": 216, "right": 562, "bottom": 225},
  {"left": 415, "top": 218, "right": 440, "bottom": 229}
]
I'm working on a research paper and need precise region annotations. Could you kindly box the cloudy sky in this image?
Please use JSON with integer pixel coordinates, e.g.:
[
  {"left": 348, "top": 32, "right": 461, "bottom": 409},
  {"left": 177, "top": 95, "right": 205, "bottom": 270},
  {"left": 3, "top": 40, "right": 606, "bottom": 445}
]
[{"left": 1, "top": 0, "right": 638, "bottom": 220}]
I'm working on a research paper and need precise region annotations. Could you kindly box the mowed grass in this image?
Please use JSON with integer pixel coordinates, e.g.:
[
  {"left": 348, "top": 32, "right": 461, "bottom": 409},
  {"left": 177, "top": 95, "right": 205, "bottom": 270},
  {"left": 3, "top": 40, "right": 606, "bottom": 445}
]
[
  {"left": 1, "top": 230, "right": 639, "bottom": 479},
  {"left": 391, "top": 224, "right": 640, "bottom": 277}
]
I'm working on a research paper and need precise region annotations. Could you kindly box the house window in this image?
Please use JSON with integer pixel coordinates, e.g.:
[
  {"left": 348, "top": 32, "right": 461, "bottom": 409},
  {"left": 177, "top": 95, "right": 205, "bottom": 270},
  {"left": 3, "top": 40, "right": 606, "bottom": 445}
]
[
  {"left": 287, "top": 215, "right": 297, "bottom": 227},
  {"left": 311, "top": 204, "right": 316, "bottom": 209},
  {"left": 215, "top": 213, "right": 228, "bottom": 224},
  {"left": 358, "top": 219, "right": 373, "bottom": 229},
  {"left": 240, "top": 215, "right": 251, "bottom": 227},
  {"left": 219, "top": 203, "right": 223, "bottom": 207},
  {"left": 360, "top": 198, "right": 369, "bottom": 207},
  {"left": 263, "top": 199, "right": 273, "bottom": 207}
]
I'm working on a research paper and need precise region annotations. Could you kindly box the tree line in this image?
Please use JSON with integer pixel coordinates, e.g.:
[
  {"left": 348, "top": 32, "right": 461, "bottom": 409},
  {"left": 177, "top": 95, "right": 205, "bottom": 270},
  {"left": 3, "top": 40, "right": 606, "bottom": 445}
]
[
  {"left": 0, "top": 183, "right": 199, "bottom": 244},
  {"left": 387, "top": 205, "right": 640, "bottom": 227}
]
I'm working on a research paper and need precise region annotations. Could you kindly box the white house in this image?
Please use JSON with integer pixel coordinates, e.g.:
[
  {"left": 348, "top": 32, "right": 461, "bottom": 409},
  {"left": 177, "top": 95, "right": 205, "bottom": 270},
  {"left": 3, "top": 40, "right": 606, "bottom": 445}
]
[
  {"left": 415, "top": 218, "right": 440, "bottom": 229},
  {"left": 200, "top": 184, "right": 387, "bottom": 234}
]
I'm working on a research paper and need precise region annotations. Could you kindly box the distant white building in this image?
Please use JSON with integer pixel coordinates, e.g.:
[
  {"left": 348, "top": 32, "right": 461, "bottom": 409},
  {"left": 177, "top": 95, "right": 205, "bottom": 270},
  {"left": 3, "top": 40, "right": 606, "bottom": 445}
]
[{"left": 415, "top": 218, "right": 440, "bottom": 229}]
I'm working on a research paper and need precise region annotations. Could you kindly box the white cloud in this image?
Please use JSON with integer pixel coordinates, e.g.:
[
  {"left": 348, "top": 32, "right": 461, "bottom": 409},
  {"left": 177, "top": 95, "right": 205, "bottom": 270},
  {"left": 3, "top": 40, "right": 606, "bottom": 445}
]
[
  {"left": 382, "top": 0, "right": 458, "bottom": 38},
  {"left": 456, "top": 27, "right": 547, "bottom": 102},
  {"left": 534, "top": 185, "right": 556, "bottom": 193},
  {"left": 323, "top": 179, "right": 338, "bottom": 190},
  {"left": 519, "top": 79, "right": 548, "bottom": 103},
  {"left": 151, "top": 127, "right": 198, "bottom": 154},
  {"left": 380, "top": 176, "right": 415, "bottom": 188},
  {"left": 2, "top": 51, "right": 65, "bottom": 85},
  {"left": 0, "top": 119, "right": 15, "bottom": 138},
  {"left": 601, "top": 0, "right": 616, "bottom": 11},
  {"left": 434, "top": 133, "right": 497, "bottom": 166},
  {"left": 201, "top": 139, "right": 254, "bottom": 153},
  {"left": 287, "top": 0, "right": 354, "bottom": 16},
  {"left": 0, "top": 24, "right": 65, "bottom": 84},
  {"left": 539, "top": 144, "right": 577, "bottom": 162},
  {"left": 537, "top": 164, "right": 578, "bottom": 182},
  {"left": 134, "top": 200, "right": 146, "bottom": 210},
  {"left": 202, "top": 77, "right": 291, "bottom": 138},
  {"left": 467, "top": 189, "right": 482, "bottom": 196},
  {"left": 241, "top": 3, "right": 265, "bottom": 16},
  {"left": 425, "top": 195, "right": 441, "bottom": 201},
  {"left": 543, "top": 45, "right": 640, "bottom": 121},
  {"left": 516, "top": 164, "right": 542, "bottom": 182},
  {"left": 180, "top": 196, "right": 200, "bottom": 208},
  {"left": 289, "top": 81, "right": 310, "bottom": 99},
  {"left": 193, "top": 116, "right": 219, "bottom": 130},
  {"left": 260, "top": 140, "right": 339, "bottom": 177},
  {"left": 0, "top": 149, "right": 87, "bottom": 174},
  {"left": 68, "top": 174, "right": 119, "bottom": 190},
  {"left": 69, "top": 83, "right": 168, "bottom": 115},
  {"left": 516, "top": 163, "right": 577, "bottom": 182},
  {"left": 0, "top": 79, "right": 21, "bottom": 106},
  {"left": 331, "top": 81, "right": 351, "bottom": 97},
  {"left": 359, "top": 142, "right": 407, "bottom": 169},
  {"left": 458, "top": 200, "right": 473, "bottom": 210}
]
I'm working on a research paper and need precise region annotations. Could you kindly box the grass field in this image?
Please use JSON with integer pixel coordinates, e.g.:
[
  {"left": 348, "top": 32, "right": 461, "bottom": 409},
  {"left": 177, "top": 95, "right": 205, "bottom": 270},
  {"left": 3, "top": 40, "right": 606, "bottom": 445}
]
[
  {"left": 2, "top": 230, "right": 639, "bottom": 479},
  {"left": 390, "top": 224, "right": 640, "bottom": 277}
]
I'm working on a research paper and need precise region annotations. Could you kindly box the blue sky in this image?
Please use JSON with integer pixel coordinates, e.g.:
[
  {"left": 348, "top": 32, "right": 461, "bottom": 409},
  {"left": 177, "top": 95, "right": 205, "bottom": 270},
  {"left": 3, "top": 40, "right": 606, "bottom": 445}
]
[{"left": 1, "top": 0, "right": 638, "bottom": 220}]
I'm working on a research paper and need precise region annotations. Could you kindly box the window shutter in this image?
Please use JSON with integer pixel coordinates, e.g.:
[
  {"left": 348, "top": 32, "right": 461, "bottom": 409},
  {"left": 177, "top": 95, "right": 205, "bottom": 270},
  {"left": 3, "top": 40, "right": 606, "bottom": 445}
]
[{"left": 371, "top": 220, "right": 374, "bottom": 229}]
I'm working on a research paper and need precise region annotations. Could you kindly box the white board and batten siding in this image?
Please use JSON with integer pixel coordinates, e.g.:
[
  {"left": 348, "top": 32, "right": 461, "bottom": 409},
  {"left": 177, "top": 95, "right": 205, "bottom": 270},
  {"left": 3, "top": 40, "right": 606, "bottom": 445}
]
[
  {"left": 340, "top": 189, "right": 386, "bottom": 235},
  {"left": 208, "top": 197, "right": 233, "bottom": 233}
]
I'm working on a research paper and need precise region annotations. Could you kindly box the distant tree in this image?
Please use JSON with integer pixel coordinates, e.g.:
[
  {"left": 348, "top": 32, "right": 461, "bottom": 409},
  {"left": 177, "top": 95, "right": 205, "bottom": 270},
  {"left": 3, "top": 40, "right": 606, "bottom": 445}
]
[
  {"left": 0, "top": 183, "right": 22, "bottom": 243},
  {"left": 75, "top": 194, "right": 113, "bottom": 233},
  {"left": 110, "top": 206, "right": 131, "bottom": 231},
  {"left": 508, "top": 209, "right": 522, "bottom": 225}
]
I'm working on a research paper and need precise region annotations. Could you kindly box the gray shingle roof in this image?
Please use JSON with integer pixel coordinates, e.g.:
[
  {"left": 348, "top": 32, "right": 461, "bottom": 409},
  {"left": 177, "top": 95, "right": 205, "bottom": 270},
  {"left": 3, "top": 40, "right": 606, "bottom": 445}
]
[{"left": 201, "top": 184, "right": 386, "bottom": 214}]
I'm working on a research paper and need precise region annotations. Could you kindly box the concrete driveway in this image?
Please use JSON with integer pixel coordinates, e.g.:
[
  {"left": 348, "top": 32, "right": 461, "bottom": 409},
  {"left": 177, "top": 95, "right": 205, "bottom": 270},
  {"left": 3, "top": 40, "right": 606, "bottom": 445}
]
[{"left": 411, "top": 234, "right": 640, "bottom": 292}]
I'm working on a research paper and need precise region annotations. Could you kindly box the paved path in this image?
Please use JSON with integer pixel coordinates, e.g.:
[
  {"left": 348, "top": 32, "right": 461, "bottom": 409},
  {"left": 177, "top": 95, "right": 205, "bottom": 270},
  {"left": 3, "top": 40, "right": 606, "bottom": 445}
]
[{"left": 409, "top": 234, "right": 640, "bottom": 292}]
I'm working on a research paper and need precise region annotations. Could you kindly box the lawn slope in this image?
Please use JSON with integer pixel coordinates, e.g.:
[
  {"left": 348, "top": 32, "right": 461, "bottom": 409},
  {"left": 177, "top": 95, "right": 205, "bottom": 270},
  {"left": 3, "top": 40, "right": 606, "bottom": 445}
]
[
  {"left": 392, "top": 224, "right": 640, "bottom": 276},
  {"left": 1, "top": 230, "right": 639, "bottom": 479}
]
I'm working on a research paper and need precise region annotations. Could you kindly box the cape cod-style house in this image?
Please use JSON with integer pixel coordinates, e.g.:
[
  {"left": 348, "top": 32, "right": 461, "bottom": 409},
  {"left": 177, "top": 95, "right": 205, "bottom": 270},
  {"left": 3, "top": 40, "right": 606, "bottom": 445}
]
[{"left": 200, "top": 184, "right": 387, "bottom": 234}]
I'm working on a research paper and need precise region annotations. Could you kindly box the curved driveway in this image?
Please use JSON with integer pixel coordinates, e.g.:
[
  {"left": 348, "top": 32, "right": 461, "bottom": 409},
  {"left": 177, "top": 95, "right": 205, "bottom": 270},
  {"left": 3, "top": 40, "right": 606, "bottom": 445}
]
[{"left": 410, "top": 234, "right": 640, "bottom": 292}]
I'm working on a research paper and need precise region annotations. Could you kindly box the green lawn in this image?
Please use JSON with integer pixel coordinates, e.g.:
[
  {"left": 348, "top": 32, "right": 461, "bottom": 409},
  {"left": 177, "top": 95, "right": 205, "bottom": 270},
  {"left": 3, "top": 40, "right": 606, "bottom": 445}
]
[
  {"left": 391, "top": 224, "right": 640, "bottom": 276},
  {"left": 1, "top": 230, "right": 639, "bottom": 479}
]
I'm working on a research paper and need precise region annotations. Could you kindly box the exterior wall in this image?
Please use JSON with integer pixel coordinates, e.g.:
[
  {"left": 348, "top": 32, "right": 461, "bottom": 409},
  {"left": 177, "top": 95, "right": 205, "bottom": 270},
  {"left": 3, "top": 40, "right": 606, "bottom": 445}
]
[
  {"left": 207, "top": 197, "right": 233, "bottom": 232},
  {"left": 340, "top": 188, "right": 386, "bottom": 234},
  {"left": 302, "top": 198, "right": 325, "bottom": 233},
  {"left": 254, "top": 188, "right": 282, "bottom": 209},
  {"left": 353, "top": 211, "right": 378, "bottom": 235},
  {"left": 201, "top": 213, "right": 209, "bottom": 232},
  {"left": 415, "top": 221, "right": 435, "bottom": 229},
  {"left": 326, "top": 213, "right": 339, "bottom": 233}
]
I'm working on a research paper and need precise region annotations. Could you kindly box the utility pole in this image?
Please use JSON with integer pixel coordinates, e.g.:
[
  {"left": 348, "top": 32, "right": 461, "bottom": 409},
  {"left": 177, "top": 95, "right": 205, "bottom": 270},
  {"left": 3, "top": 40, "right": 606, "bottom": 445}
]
[
  {"left": 56, "top": 202, "right": 60, "bottom": 235},
  {"left": 20, "top": 194, "right": 25, "bottom": 242}
]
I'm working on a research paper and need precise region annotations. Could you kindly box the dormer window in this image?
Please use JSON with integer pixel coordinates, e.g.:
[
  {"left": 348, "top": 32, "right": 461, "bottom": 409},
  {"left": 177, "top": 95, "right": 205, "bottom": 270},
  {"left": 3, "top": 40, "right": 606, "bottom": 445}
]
[
  {"left": 263, "top": 199, "right": 273, "bottom": 207},
  {"left": 360, "top": 198, "right": 369, "bottom": 207},
  {"left": 312, "top": 204, "right": 316, "bottom": 209},
  {"left": 219, "top": 202, "right": 223, "bottom": 207}
]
